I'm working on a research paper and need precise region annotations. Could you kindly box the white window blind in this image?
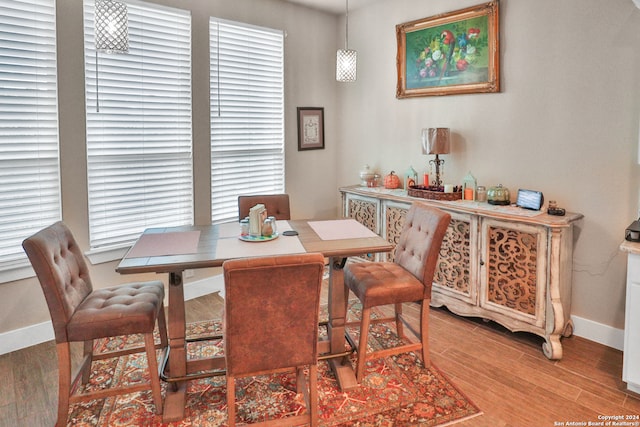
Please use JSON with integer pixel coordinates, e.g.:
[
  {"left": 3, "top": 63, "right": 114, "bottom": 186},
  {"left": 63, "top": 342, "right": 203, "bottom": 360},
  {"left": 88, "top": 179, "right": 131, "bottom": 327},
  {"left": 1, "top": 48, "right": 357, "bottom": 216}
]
[
  {"left": 210, "top": 18, "right": 284, "bottom": 224},
  {"left": 84, "top": 1, "right": 193, "bottom": 250},
  {"left": 0, "top": 0, "right": 60, "bottom": 277}
]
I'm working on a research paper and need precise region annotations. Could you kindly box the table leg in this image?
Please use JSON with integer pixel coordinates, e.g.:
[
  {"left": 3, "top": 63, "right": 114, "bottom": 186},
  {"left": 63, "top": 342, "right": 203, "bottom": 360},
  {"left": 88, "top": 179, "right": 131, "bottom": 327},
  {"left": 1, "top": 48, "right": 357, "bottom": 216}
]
[
  {"left": 163, "top": 271, "right": 187, "bottom": 422},
  {"left": 326, "top": 257, "right": 359, "bottom": 390}
]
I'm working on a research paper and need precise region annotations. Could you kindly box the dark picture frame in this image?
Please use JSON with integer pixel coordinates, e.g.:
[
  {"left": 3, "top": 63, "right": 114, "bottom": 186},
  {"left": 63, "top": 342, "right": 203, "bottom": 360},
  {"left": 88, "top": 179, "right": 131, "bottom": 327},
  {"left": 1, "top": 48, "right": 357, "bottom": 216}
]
[
  {"left": 297, "top": 107, "right": 325, "bottom": 151},
  {"left": 396, "top": 1, "right": 500, "bottom": 98}
]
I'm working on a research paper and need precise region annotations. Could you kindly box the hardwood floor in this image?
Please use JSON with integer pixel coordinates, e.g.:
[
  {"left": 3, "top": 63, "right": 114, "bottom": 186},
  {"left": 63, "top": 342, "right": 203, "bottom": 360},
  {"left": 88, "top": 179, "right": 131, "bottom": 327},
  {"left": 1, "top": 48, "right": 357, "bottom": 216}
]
[{"left": 1, "top": 286, "right": 639, "bottom": 426}]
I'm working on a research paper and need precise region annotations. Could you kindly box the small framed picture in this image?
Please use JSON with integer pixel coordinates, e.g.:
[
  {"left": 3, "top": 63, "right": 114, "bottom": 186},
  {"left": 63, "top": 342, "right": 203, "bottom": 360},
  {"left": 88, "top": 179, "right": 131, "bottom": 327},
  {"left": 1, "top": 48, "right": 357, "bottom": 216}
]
[{"left": 297, "top": 107, "right": 324, "bottom": 151}]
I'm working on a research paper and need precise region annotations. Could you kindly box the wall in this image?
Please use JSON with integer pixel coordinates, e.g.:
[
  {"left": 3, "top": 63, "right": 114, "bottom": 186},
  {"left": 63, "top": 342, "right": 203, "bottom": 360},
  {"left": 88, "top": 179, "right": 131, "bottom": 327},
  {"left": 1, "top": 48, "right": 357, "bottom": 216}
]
[
  {"left": 0, "top": 0, "right": 340, "bottom": 338},
  {"left": 337, "top": 0, "right": 640, "bottom": 331}
]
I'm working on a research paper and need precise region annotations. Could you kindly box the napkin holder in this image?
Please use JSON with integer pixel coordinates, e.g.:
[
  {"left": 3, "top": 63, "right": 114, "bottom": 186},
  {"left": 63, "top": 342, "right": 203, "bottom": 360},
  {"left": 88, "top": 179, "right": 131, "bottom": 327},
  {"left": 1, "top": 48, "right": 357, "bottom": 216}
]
[{"left": 249, "top": 204, "right": 266, "bottom": 237}]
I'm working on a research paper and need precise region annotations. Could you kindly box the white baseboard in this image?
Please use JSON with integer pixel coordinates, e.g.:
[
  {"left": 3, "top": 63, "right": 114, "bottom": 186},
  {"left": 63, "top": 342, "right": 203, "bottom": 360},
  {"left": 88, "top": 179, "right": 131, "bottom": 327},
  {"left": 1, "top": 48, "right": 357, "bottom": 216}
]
[
  {"left": 0, "top": 321, "right": 55, "bottom": 355},
  {"left": 0, "top": 280, "right": 624, "bottom": 356},
  {"left": 0, "top": 274, "right": 225, "bottom": 356},
  {"left": 571, "top": 314, "right": 624, "bottom": 351}
]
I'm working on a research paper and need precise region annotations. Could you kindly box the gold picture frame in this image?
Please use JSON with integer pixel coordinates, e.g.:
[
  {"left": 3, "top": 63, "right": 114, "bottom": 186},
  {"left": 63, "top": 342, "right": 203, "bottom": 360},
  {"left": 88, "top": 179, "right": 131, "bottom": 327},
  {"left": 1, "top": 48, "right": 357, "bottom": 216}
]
[{"left": 396, "top": 1, "right": 500, "bottom": 98}]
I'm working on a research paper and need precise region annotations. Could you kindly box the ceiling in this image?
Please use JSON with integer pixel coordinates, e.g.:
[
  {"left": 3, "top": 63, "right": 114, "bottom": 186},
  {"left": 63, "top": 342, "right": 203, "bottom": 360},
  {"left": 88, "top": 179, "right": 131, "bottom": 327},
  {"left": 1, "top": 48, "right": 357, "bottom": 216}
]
[{"left": 281, "top": 0, "right": 378, "bottom": 15}]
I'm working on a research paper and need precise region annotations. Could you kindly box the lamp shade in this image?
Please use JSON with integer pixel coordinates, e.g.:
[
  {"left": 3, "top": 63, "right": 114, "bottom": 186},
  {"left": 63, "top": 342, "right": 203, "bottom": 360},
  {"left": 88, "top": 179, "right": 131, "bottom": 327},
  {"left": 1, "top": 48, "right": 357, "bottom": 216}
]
[
  {"left": 95, "top": 0, "right": 129, "bottom": 54},
  {"left": 336, "top": 49, "right": 357, "bottom": 82},
  {"left": 422, "top": 128, "right": 450, "bottom": 155}
]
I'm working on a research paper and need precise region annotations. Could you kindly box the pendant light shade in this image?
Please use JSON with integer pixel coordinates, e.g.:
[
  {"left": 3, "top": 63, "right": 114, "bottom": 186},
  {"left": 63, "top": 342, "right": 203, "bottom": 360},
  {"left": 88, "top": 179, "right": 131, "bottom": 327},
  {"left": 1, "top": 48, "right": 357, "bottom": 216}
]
[
  {"left": 95, "top": 0, "right": 129, "bottom": 53},
  {"left": 94, "top": 0, "right": 129, "bottom": 112},
  {"left": 336, "top": 0, "right": 357, "bottom": 82},
  {"left": 336, "top": 49, "right": 357, "bottom": 82}
]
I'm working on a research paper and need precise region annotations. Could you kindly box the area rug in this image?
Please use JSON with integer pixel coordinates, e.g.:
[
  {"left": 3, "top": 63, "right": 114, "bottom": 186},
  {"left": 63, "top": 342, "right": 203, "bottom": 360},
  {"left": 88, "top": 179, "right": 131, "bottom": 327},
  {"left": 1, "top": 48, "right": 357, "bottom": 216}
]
[{"left": 66, "top": 303, "right": 481, "bottom": 426}]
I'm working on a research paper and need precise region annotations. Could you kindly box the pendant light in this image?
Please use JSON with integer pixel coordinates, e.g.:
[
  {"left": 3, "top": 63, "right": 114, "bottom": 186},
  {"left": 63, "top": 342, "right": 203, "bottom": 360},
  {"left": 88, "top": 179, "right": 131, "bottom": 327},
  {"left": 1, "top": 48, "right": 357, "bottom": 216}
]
[
  {"left": 336, "top": 0, "right": 357, "bottom": 82},
  {"left": 94, "top": 0, "right": 129, "bottom": 111}
]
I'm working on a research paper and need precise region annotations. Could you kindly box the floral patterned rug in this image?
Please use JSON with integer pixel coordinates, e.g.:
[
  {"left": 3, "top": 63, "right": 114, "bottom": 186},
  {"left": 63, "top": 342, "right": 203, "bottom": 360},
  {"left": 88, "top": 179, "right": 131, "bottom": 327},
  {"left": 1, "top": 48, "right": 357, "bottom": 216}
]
[{"left": 67, "top": 303, "right": 481, "bottom": 426}]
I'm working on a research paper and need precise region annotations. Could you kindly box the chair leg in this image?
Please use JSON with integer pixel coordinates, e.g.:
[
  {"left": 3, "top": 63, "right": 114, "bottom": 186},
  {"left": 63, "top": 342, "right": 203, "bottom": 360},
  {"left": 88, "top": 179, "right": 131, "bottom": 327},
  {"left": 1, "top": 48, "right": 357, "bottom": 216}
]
[
  {"left": 394, "top": 303, "right": 404, "bottom": 338},
  {"left": 309, "top": 364, "right": 318, "bottom": 427},
  {"left": 420, "top": 299, "right": 430, "bottom": 368},
  {"left": 55, "top": 342, "right": 72, "bottom": 427},
  {"left": 227, "top": 375, "right": 236, "bottom": 427},
  {"left": 356, "top": 307, "right": 371, "bottom": 382},
  {"left": 157, "top": 303, "right": 168, "bottom": 348},
  {"left": 144, "top": 332, "right": 163, "bottom": 415},
  {"left": 80, "top": 340, "right": 93, "bottom": 384}
]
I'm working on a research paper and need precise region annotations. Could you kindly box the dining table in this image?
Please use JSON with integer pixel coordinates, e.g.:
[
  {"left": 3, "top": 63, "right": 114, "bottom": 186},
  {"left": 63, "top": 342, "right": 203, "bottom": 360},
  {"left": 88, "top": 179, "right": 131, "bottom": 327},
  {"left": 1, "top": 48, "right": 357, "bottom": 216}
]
[{"left": 116, "top": 218, "right": 394, "bottom": 422}]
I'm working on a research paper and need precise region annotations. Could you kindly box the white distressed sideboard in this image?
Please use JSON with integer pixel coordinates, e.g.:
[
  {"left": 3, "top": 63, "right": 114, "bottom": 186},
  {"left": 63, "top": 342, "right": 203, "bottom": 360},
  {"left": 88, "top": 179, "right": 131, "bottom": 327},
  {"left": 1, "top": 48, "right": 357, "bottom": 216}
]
[{"left": 340, "top": 185, "right": 583, "bottom": 359}]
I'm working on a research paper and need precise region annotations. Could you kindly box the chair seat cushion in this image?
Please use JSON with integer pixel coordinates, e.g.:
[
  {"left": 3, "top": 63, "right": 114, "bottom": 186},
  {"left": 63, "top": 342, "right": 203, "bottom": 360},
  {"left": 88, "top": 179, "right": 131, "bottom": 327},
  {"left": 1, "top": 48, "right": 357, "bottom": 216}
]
[
  {"left": 67, "top": 281, "right": 164, "bottom": 342},
  {"left": 344, "top": 262, "right": 425, "bottom": 308}
]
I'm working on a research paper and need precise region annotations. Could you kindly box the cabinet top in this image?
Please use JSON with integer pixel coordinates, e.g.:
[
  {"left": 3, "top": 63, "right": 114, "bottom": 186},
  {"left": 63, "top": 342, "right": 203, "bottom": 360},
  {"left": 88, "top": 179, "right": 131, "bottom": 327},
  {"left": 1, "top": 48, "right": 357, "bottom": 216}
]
[
  {"left": 620, "top": 240, "right": 640, "bottom": 255},
  {"left": 340, "top": 185, "right": 583, "bottom": 228}
]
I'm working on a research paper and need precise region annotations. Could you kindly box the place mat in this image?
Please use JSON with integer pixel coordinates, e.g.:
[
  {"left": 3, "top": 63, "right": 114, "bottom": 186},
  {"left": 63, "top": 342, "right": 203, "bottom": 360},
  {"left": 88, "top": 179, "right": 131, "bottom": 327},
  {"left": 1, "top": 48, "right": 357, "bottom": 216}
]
[
  {"left": 126, "top": 231, "right": 201, "bottom": 258},
  {"left": 308, "top": 219, "right": 378, "bottom": 240}
]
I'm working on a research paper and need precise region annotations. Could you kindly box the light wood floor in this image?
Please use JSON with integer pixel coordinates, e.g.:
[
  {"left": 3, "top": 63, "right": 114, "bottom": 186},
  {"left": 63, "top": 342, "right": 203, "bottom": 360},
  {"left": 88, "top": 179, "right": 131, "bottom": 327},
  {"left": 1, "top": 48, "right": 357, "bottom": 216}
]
[{"left": 1, "top": 287, "right": 639, "bottom": 427}]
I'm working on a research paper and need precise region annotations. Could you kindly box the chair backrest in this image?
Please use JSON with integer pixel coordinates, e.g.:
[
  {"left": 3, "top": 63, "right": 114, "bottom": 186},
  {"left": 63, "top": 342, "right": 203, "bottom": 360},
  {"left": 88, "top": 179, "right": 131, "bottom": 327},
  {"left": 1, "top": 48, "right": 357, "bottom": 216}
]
[
  {"left": 22, "top": 221, "right": 93, "bottom": 343},
  {"left": 394, "top": 203, "right": 451, "bottom": 297},
  {"left": 222, "top": 253, "right": 325, "bottom": 376},
  {"left": 238, "top": 194, "right": 291, "bottom": 220}
]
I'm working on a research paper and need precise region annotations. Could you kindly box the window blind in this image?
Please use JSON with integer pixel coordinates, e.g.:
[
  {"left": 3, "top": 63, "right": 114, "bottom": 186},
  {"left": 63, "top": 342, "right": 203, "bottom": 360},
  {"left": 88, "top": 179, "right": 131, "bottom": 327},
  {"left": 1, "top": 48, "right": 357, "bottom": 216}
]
[
  {"left": 0, "top": 0, "right": 60, "bottom": 276},
  {"left": 210, "top": 18, "right": 284, "bottom": 224},
  {"left": 84, "top": 1, "right": 193, "bottom": 250}
]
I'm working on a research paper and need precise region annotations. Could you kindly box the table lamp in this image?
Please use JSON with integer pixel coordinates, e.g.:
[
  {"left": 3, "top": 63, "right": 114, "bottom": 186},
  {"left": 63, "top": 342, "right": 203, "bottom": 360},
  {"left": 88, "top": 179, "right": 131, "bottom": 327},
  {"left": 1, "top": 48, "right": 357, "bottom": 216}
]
[{"left": 421, "top": 128, "right": 450, "bottom": 189}]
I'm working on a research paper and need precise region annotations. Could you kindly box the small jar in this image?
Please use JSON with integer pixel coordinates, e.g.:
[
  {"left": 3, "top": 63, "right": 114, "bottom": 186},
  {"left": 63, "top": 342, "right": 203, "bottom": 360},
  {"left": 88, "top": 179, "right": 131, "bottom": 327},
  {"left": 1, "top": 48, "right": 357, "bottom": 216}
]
[
  {"left": 476, "top": 186, "right": 487, "bottom": 202},
  {"left": 262, "top": 218, "right": 274, "bottom": 237},
  {"left": 240, "top": 218, "right": 249, "bottom": 236},
  {"left": 267, "top": 216, "right": 277, "bottom": 235}
]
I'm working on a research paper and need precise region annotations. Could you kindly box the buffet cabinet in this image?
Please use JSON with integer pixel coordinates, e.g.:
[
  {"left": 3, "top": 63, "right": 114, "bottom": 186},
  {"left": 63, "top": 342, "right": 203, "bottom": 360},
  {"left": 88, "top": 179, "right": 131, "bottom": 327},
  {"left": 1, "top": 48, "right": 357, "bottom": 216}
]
[{"left": 340, "top": 185, "right": 583, "bottom": 359}]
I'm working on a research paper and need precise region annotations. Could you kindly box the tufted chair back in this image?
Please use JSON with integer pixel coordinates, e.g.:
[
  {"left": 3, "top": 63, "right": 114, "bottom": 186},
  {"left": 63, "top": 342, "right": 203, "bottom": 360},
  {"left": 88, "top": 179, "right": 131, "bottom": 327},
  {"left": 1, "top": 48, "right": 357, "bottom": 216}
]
[
  {"left": 22, "top": 221, "right": 93, "bottom": 343},
  {"left": 223, "top": 253, "right": 324, "bottom": 375},
  {"left": 393, "top": 204, "right": 451, "bottom": 298},
  {"left": 222, "top": 253, "right": 324, "bottom": 426},
  {"left": 238, "top": 194, "right": 291, "bottom": 220}
]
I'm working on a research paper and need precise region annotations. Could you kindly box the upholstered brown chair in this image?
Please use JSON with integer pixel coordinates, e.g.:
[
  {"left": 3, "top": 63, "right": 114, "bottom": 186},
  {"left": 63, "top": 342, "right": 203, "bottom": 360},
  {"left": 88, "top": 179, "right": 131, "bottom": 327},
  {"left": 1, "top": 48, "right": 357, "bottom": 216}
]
[
  {"left": 22, "top": 222, "right": 168, "bottom": 426},
  {"left": 222, "top": 253, "right": 325, "bottom": 427},
  {"left": 344, "top": 203, "right": 450, "bottom": 381},
  {"left": 238, "top": 193, "right": 291, "bottom": 220}
]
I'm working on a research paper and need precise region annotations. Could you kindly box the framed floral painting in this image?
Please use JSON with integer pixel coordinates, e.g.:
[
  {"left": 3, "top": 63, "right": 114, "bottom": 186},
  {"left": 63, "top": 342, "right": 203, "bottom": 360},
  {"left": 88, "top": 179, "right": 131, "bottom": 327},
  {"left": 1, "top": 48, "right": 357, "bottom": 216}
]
[{"left": 396, "top": 1, "right": 500, "bottom": 98}]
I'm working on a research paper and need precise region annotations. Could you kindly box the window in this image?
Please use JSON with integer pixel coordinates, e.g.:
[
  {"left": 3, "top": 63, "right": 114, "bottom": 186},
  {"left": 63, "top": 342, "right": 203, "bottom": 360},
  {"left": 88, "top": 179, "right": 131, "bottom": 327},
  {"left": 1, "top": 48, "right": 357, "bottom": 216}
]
[
  {"left": 210, "top": 18, "right": 284, "bottom": 224},
  {"left": 0, "top": 0, "right": 60, "bottom": 280},
  {"left": 83, "top": 0, "right": 193, "bottom": 251}
]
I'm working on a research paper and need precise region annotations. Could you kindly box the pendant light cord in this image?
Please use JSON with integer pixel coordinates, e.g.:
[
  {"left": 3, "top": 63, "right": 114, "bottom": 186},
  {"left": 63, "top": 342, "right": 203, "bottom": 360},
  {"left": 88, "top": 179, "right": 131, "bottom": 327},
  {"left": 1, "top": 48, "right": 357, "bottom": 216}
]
[
  {"left": 95, "top": 51, "right": 100, "bottom": 112},
  {"left": 344, "top": 0, "right": 349, "bottom": 50}
]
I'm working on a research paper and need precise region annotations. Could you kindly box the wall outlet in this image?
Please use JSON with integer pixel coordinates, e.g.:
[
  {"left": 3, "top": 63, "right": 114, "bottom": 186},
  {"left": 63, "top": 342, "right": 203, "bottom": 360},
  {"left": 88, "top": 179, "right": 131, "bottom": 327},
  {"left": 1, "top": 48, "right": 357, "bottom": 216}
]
[{"left": 184, "top": 269, "right": 195, "bottom": 279}]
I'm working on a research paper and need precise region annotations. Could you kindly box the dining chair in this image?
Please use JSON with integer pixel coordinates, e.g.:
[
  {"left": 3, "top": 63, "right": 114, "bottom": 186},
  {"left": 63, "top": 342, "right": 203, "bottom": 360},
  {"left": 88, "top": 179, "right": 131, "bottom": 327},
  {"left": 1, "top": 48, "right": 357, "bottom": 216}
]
[
  {"left": 344, "top": 202, "right": 451, "bottom": 382},
  {"left": 222, "top": 253, "right": 325, "bottom": 427},
  {"left": 22, "top": 221, "right": 168, "bottom": 426},
  {"left": 238, "top": 193, "right": 291, "bottom": 220}
]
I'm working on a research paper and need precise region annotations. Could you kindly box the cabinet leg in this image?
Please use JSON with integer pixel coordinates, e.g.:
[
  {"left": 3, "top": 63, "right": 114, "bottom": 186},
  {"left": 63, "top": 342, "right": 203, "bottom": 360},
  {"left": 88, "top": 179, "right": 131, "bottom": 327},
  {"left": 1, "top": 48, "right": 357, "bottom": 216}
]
[
  {"left": 542, "top": 334, "right": 563, "bottom": 360},
  {"left": 562, "top": 319, "right": 574, "bottom": 338}
]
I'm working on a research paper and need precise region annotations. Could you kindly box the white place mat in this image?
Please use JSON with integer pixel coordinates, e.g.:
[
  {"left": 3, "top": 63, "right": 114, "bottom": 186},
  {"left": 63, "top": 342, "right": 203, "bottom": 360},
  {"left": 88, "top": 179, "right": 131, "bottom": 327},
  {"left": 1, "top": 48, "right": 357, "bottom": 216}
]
[{"left": 307, "top": 219, "right": 378, "bottom": 240}]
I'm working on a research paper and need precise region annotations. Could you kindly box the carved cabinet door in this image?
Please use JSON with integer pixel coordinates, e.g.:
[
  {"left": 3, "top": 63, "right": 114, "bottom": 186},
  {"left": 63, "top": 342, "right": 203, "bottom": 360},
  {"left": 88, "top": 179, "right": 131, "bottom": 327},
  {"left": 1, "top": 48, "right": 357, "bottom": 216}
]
[
  {"left": 382, "top": 202, "right": 478, "bottom": 306},
  {"left": 344, "top": 193, "right": 381, "bottom": 261},
  {"left": 479, "top": 218, "right": 548, "bottom": 328},
  {"left": 432, "top": 211, "right": 479, "bottom": 306}
]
